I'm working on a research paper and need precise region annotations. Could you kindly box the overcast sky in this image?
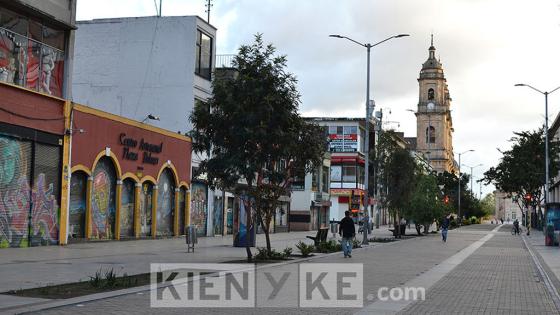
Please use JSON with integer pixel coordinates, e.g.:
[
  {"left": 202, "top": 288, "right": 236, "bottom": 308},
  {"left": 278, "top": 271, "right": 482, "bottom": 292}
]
[{"left": 77, "top": 0, "right": 560, "bottom": 197}]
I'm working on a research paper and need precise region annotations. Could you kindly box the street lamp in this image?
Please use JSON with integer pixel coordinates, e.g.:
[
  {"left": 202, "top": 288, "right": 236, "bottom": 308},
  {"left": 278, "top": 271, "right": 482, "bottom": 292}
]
[
  {"left": 329, "top": 33, "right": 409, "bottom": 240},
  {"left": 462, "top": 163, "right": 483, "bottom": 195},
  {"left": 514, "top": 83, "right": 560, "bottom": 207},
  {"left": 455, "top": 149, "right": 474, "bottom": 223}
]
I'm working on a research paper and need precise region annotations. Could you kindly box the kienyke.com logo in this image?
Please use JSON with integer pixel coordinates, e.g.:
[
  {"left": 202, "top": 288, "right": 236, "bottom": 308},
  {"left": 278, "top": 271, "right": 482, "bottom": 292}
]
[{"left": 150, "top": 263, "right": 424, "bottom": 308}]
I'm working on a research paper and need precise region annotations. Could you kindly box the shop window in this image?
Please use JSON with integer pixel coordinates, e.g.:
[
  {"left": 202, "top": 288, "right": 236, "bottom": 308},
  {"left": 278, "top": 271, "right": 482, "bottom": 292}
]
[
  {"left": 69, "top": 171, "right": 87, "bottom": 240},
  {"left": 342, "top": 164, "right": 356, "bottom": 183},
  {"left": 195, "top": 29, "right": 212, "bottom": 80},
  {"left": 91, "top": 157, "right": 117, "bottom": 240},
  {"left": 120, "top": 179, "right": 135, "bottom": 238},
  {"left": 157, "top": 169, "right": 175, "bottom": 237}
]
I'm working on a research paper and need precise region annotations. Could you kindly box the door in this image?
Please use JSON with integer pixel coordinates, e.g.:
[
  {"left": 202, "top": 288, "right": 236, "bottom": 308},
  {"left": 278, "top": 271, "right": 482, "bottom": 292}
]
[
  {"left": 69, "top": 171, "right": 87, "bottom": 240},
  {"left": 120, "top": 179, "right": 135, "bottom": 238},
  {"left": 139, "top": 182, "right": 153, "bottom": 237}
]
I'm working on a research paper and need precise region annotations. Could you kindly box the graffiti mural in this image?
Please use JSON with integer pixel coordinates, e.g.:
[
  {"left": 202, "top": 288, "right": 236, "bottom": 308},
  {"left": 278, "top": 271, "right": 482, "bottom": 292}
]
[
  {"left": 190, "top": 182, "right": 207, "bottom": 237},
  {"left": 30, "top": 174, "right": 59, "bottom": 246},
  {"left": 69, "top": 172, "right": 87, "bottom": 239},
  {"left": 213, "top": 196, "right": 223, "bottom": 235},
  {"left": 120, "top": 179, "right": 135, "bottom": 238},
  {"left": 91, "top": 158, "right": 116, "bottom": 240},
  {"left": 157, "top": 169, "right": 175, "bottom": 237},
  {"left": 0, "top": 136, "right": 31, "bottom": 248},
  {"left": 178, "top": 187, "right": 186, "bottom": 235},
  {"left": 139, "top": 182, "right": 153, "bottom": 237}
]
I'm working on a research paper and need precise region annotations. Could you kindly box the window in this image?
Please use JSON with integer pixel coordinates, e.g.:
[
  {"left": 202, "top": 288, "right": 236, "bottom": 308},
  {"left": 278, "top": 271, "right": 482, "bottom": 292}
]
[
  {"left": 321, "top": 166, "right": 329, "bottom": 193},
  {"left": 291, "top": 167, "right": 305, "bottom": 190},
  {"left": 428, "top": 88, "right": 434, "bottom": 100},
  {"left": 195, "top": 29, "right": 212, "bottom": 80},
  {"left": 0, "top": 7, "right": 65, "bottom": 96},
  {"left": 342, "top": 165, "right": 356, "bottom": 183},
  {"left": 330, "top": 165, "right": 342, "bottom": 182},
  {"left": 426, "top": 126, "right": 436, "bottom": 144}
]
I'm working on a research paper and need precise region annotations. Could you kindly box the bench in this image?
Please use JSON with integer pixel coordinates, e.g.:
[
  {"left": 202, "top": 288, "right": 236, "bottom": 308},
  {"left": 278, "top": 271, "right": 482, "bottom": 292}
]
[{"left": 306, "top": 228, "right": 329, "bottom": 245}]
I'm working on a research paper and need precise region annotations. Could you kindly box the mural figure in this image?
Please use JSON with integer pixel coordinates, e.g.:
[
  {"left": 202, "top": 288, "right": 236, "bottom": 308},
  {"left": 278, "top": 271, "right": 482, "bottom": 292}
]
[
  {"left": 69, "top": 172, "right": 87, "bottom": 239},
  {"left": 190, "top": 183, "right": 207, "bottom": 236},
  {"left": 91, "top": 159, "right": 116, "bottom": 239},
  {"left": 157, "top": 170, "right": 174, "bottom": 236},
  {"left": 233, "top": 195, "right": 255, "bottom": 247},
  {"left": 140, "top": 183, "right": 153, "bottom": 237},
  {"left": 120, "top": 180, "right": 135, "bottom": 237},
  {"left": 30, "top": 174, "right": 59, "bottom": 246}
]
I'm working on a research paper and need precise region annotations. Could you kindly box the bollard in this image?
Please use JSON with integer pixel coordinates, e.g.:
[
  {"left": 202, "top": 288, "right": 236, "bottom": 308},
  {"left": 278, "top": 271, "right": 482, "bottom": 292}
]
[{"left": 186, "top": 225, "right": 198, "bottom": 252}]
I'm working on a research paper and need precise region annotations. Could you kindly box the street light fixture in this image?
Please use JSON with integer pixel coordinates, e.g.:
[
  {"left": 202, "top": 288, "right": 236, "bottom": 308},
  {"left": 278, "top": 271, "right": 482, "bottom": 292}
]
[
  {"left": 455, "top": 149, "right": 474, "bottom": 223},
  {"left": 329, "top": 33, "right": 409, "bottom": 237},
  {"left": 462, "top": 163, "right": 483, "bottom": 195},
  {"left": 514, "top": 83, "right": 560, "bottom": 208},
  {"left": 141, "top": 114, "right": 160, "bottom": 123}
]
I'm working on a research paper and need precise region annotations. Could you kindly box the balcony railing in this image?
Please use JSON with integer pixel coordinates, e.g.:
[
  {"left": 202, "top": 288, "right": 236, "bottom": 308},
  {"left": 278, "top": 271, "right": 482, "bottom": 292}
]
[
  {"left": 0, "top": 27, "right": 65, "bottom": 97},
  {"left": 216, "top": 54, "right": 236, "bottom": 68}
]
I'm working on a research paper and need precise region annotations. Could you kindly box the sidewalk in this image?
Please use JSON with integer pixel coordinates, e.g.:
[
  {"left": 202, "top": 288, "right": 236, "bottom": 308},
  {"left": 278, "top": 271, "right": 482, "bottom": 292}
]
[
  {"left": 524, "top": 227, "right": 560, "bottom": 289},
  {"left": 0, "top": 226, "right": 396, "bottom": 293}
]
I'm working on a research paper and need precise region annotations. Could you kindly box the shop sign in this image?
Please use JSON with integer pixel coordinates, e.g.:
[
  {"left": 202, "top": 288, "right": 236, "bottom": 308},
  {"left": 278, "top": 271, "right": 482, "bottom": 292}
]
[{"left": 119, "top": 133, "right": 163, "bottom": 165}]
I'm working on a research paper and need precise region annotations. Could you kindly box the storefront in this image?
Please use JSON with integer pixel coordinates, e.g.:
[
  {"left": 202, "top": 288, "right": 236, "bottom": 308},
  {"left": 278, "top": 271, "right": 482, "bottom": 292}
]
[
  {"left": 68, "top": 104, "right": 191, "bottom": 242},
  {"left": 0, "top": 82, "right": 68, "bottom": 248}
]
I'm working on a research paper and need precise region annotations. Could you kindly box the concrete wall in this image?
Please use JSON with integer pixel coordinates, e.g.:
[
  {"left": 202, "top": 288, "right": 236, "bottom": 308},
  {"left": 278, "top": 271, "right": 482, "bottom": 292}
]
[
  {"left": 9, "top": 0, "right": 75, "bottom": 26},
  {"left": 72, "top": 16, "right": 215, "bottom": 135}
]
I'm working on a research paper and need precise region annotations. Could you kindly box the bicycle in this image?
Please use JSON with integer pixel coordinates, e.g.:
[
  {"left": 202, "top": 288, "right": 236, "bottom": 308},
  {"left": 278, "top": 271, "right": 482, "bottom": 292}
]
[{"left": 511, "top": 226, "right": 520, "bottom": 235}]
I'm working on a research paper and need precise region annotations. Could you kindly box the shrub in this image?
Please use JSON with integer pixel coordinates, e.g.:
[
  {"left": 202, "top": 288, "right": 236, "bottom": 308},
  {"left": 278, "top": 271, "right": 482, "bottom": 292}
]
[
  {"left": 255, "top": 247, "right": 287, "bottom": 260},
  {"left": 469, "top": 216, "right": 480, "bottom": 225},
  {"left": 462, "top": 218, "right": 471, "bottom": 226},
  {"left": 282, "top": 247, "right": 293, "bottom": 257},
  {"left": 296, "top": 241, "right": 314, "bottom": 257},
  {"left": 315, "top": 240, "right": 341, "bottom": 253},
  {"left": 352, "top": 239, "right": 362, "bottom": 249}
]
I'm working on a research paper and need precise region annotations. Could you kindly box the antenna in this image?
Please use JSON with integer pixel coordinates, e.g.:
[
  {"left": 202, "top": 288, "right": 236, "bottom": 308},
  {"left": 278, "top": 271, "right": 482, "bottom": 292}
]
[{"left": 205, "top": 0, "right": 213, "bottom": 23}]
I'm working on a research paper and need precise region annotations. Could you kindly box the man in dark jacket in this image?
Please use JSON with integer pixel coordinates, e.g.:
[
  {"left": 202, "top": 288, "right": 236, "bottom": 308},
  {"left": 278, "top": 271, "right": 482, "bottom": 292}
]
[
  {"left": 441, "top": 215, "right": 450, "bottom": 242},
  {"left": 339, "top": 211, "right": 356, "bottom": 258}
]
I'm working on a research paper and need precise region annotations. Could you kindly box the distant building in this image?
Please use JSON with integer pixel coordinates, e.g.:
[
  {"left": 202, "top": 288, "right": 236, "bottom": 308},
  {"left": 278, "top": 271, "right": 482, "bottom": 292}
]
[
  {"left": 495, "top": 191, "right": 522, "bottom": 222},
  {"left": 412, "top": 36, "right": 457, "bottom": 174},
  {"left": 305, "top": 117, "right": 375, "bottom": 222},
  {"left": 289, "top": 153, "right": 331, "bottom": 231}
]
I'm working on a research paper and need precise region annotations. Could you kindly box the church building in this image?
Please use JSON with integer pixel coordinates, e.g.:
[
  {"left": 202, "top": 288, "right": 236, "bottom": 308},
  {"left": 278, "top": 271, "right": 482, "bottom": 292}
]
[{"left": 412, "top": 36, "right": 458, "bottom": 174}]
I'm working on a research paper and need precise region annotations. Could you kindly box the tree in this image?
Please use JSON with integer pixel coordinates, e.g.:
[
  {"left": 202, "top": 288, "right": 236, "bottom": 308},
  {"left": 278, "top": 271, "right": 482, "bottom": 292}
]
[
  {"left": 189, "top": 34, "right": 326, "bottom": 259},
  {"left": 482, "top": 128, "right": 560, "bottom": 230},
  {"left": 480, "top": 193, "right": 495, "bottom": 218},
  {"left": 406, "top": 173, "right": 445, "bottom": 235}
]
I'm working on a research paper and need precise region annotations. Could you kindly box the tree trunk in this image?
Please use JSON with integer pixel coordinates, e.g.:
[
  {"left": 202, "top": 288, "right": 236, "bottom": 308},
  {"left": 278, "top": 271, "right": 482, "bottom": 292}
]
[
  {"left": 416, "top": 224, "right": 422, "bottom": 235},
  {"left": 258, "top": 214, "right": 272, "bottom": 253},
  {"left": 245, "top": 247, "right": 253, "bottom": 262},
  {"left": 423, "top": 223, "right": 429, "bottom": 234}
]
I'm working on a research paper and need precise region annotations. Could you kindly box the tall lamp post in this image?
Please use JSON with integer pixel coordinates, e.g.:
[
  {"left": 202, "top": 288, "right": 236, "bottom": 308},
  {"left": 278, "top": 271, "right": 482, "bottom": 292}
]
[
  {"left": 514, "top": 84, "right": 560, "bottom": 208},
  {"left": 456, "top": 149, "right": 474, "bottom": 224},
  {"left": 462, "top": 163, "right": 483, "bottom": 196},
  {"left": 329, "top": 33, "right": 409, "bottom": 242}
]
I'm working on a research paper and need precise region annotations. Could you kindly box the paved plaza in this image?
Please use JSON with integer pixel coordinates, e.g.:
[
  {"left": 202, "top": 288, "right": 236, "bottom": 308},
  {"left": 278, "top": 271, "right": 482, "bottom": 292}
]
[{"left": 1, "top": 224, "right": 560, "bottom": 314}]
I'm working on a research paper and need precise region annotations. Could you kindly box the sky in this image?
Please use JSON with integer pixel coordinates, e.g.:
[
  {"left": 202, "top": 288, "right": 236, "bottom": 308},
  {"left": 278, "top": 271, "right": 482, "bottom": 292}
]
[{"left": 76, "top": 0, "right": 560, "bottom": 197}]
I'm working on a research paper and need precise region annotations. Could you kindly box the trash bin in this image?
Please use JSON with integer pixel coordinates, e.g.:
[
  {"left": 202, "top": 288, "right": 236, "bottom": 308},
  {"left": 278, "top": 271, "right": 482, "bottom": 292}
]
[{"left": 186, "top": 225, "right": 197, "bottom": 252}]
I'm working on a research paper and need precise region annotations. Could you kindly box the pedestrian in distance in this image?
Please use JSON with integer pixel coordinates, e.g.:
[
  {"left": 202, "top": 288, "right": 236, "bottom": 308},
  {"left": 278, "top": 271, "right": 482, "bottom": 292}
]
[
  {"left": 339, "top": 210, "right": 356, "bottom": 258},
  {"left": 441, "top": 214, "right": 451, "bottom": 242}
]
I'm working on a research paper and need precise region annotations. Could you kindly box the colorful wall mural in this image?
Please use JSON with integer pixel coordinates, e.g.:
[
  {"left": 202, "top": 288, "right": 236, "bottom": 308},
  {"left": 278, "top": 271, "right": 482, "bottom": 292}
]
[
  {"left": 156, "top": 169, "right": 175, "bottom": 237},
  {"left": 139, "top": 182, "right": 153, "bottom": 237},
  {"left": 0, "top": 135, "right": 60, "bottom": 248},
  {"left": 120, "top": 179, "right": 135, "bottom": 238},
  {"left": 91, "top": 157, "right": 116, "bottom": 240},
  {"left": 190, "top": 182, "right": 207, "bottom": 237},
  {"left": 69, "top": 171, "right": 87, "bottom": 239},
  {"left": 178, "top": 187, "right": 186, "bottom": 235},
  {"left": 213, "top": 196, "right": 223, "bottom": 235}
]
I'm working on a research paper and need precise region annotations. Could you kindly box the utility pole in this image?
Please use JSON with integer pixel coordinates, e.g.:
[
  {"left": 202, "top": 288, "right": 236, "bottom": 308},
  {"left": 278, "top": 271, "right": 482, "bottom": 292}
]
[{"left": 205, "top": 0, "right": 213, "bottom": 23}]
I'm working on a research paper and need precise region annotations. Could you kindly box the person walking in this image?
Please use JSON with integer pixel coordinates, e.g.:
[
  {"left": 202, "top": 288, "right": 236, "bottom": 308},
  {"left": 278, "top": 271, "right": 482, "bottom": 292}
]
[
  {"left": 441, "top": 215, "right": 450, "bottom": 242},
  {"left": 339, "top": 211, "right": 356, "bottom": 258}
]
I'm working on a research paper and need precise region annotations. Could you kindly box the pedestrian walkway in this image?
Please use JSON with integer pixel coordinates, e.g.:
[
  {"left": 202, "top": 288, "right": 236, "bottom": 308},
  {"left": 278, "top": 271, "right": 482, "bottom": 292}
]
[{"left": 398, "top": 224, "right": 560, "bottom": 314}]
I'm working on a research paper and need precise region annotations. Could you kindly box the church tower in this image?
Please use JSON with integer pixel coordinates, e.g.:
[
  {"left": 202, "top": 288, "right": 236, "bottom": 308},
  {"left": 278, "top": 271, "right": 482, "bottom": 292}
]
[{"left": 415, "top": 36, "right": 457, "bottom": 174}]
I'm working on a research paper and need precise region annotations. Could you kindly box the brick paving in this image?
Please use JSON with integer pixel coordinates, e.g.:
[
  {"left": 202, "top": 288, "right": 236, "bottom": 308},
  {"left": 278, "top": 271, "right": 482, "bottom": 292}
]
[
  {"left": 399, "top": 225, "right": 560, "bottom": 314},
  {"left": 26, "top": 225, "right": 490, "bottom": 315}
]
